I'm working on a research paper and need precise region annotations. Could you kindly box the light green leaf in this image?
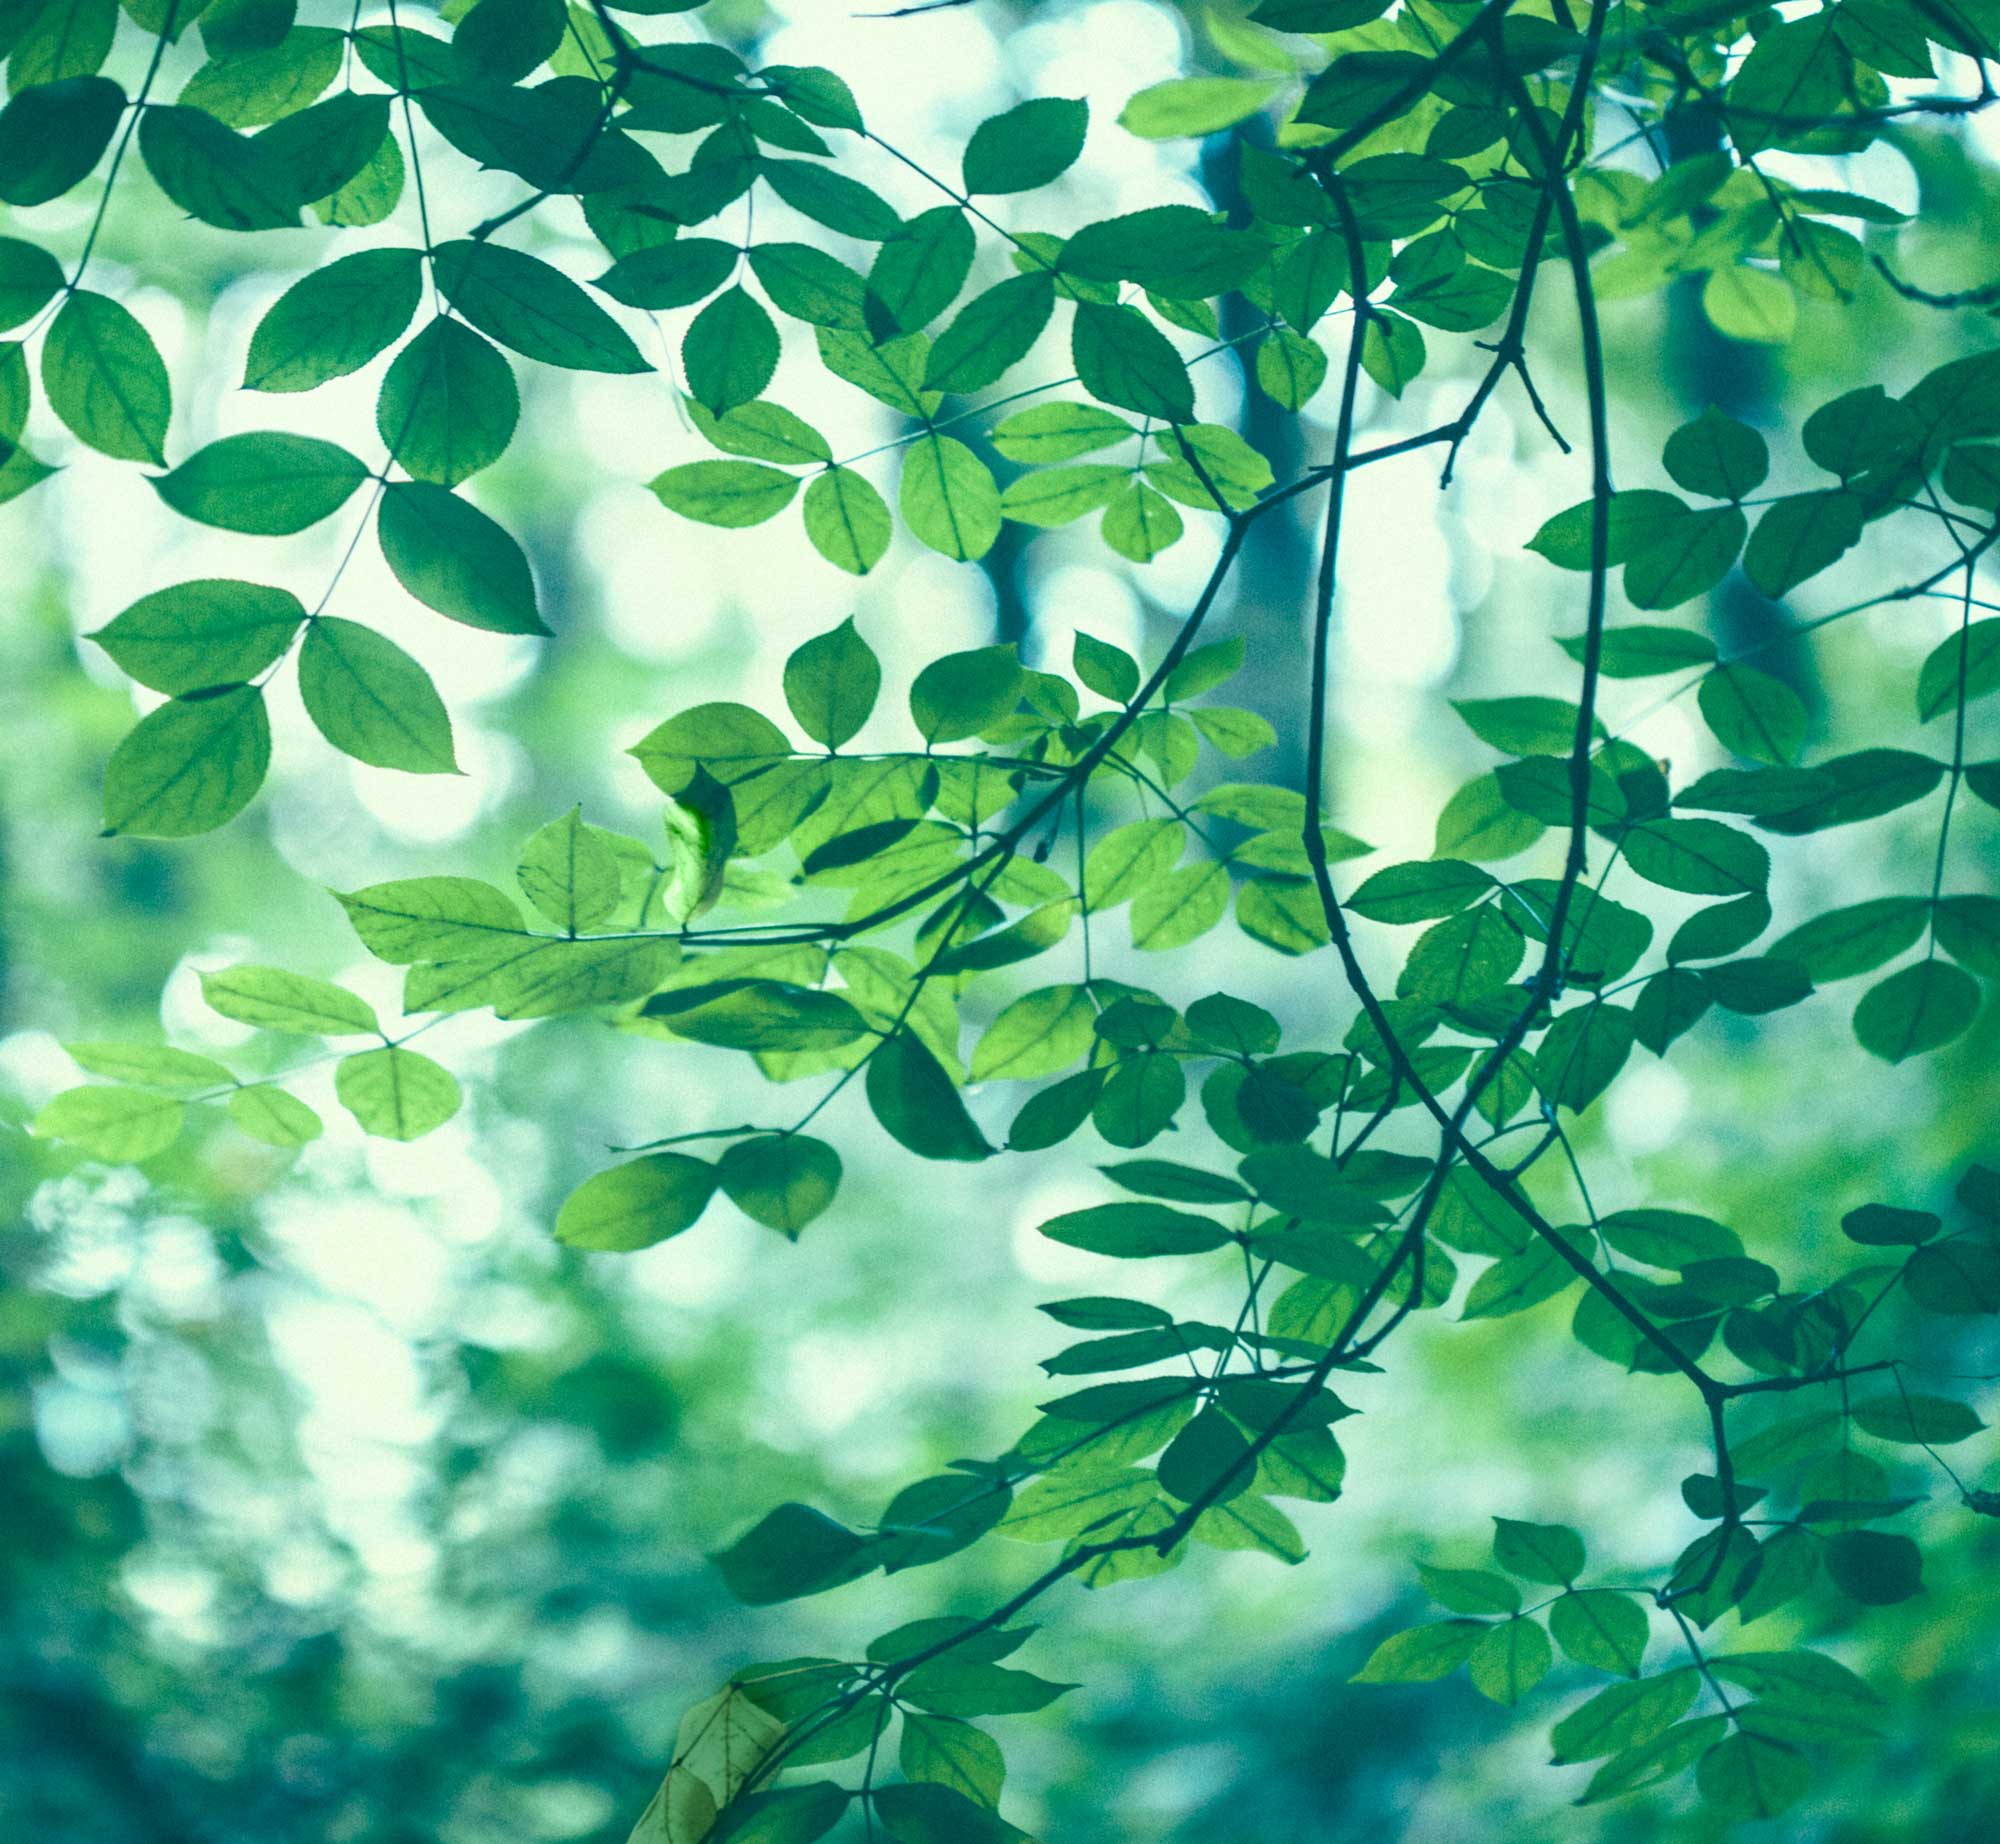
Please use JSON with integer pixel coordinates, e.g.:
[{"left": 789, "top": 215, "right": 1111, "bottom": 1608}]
[
  {"left": 335, "top": 1046, "right": 461, "bottom": 1140},
  {"left": 651, "top": 460, "right": 800, "bottom": 528},
  {"left": 33, "top": 1085, "right": 185, "bottom": 1160},
  {"left": 901, "top": 433, "right": 1001, "bottom": 561},
  {"left": 228, "top": 1083, "right": 323, "bottom": 1148},
  {"left": 338, "top": 876, "right": 530, "bottom": 962},
  {"left": 102, "top": 686, "right": 271, "bottom": 838},
  {"left": 783, "top": 617, "right": 880, "bottom": 748},
  {"left": 802, "top": 467, "right": 892, "bottom": 575},
  {"left": 518, "top": 807, "right": 621, "bottom": 932},
  {"left": 201, "top": 964, "right": 377, "bottom": 1034}
]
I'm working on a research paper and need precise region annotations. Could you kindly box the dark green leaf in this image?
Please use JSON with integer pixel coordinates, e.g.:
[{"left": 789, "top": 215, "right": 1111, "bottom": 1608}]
[
  {"left": 377, "top": 481, "right": 545, "bottom": 634},
  {"left": 962, "top": 96, "right": 1087, "bottom": 194},
  {"left": 298, "top": 617, "right": 458, "bottom": 773}
]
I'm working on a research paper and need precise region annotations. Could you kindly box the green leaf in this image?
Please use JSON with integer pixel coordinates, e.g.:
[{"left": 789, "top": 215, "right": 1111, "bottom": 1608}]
[
  {"left": 1433, "top": 772, "right": 1543, "bottom": 862},
  {"left": 745, "top": 241, "right": 867, "bottom": 330},
  {"left": 245, "top": 247, "right": 423, "bottom": 393},
  {"left": 992, "top": 402, "right": 1134, "bottom": 464},
  {"left": 1550, "top": 1670, "right": 1699, "bottom": 1763},
  {"left": 1255, "top": 326, "right": 1327, "bottom": 411},
  {"left": 1696, "top": 1731, "right": 1809, "bottom": 1820},
  {"left": 1624, "top": 819, "right": 1769, "bottom": 897},
  {"left": 1101, "top": 479, "right": 1183, "bottom": 561},
  {"left": 651, "top": 459, "right": 800, "bottom": 529},
  {"left": 684, "top": 399, "right": 831, "bottom": 467},
  {"left": 63, "top": 1041, "right": 231, "bottom": 1094},
  {"left": 516, "top": 808, "right": 620, "bottom": 932},
  {"left": 377, "top": 318, "right": 518, "bottom": 486},
  {"left": 335, "top": 1045, "right": 460, "bottom": 1140},
  {"left": 0, "top": 237, "right": 62, "bottom": 329},
  {"left": 1916, "top": 620, "right": 2000, "bottom": 722},
  {"left": 1743, "top": 489, "right": 1864, "bottom": 597},
  {"left": 1132, "top": 862, "right": 1229, "bottom": 950},
  {"left": 1462, "top": 1240, "right": 1573, "bottom": 1319},
  {"left": 909, "top": 645, "right": 1022, "bottom": 742},
  {"left": 338, "top": 877, "right": 529, "bottom": 962},
  {"left": 802, "top": 467, "right": 891, "bottom": 575},
  {"left": 1842, "top": 1201, "right": 1940, "bottom": 1247},
  {"left": 201, "top": 964, "right": 376, "bottom": 1035},
  {"left": 433, "top": 239, "right": 649, "bottom": 373},
  {"left": 1157, "top": 1405, "right": 1252, "bottom": 1504},
  {"left": 1566, "top": 624, "right": 1718, "bottom": 678},
  {"left": 154, "top": 432, "right": 368, "bottom": 535},
  {"left": 1664, "top": 408, "right": 1769, "bottom": 499},
  {"left": 298, "top": 617, "right": 457, "bottom": 774},
  {"left": 179, "top": 28, "right": 344, "bottom": 126},
  {"left": 867, "top": 1030, "right": 991, "bottom": 1162},
  {"left": 780, "top": 617, "right": 879, "bottom": 749},
  {"left": 1117, "top": 75, "right": 1280, "bottom": 139},
  {"left": 32, "top": 1082, "right": 185, "bottom": 1160},
  {"left": 90, "top": 579, "right": 303, "bottom": 696},
  {"left": 972, "top": 985, "right": 1095, "bottom": 1082},
  {"left": 1699, "top": 664, "right": 1807, "bottom": 764},
  {"left": 900, "top": 433, "right": 1001, "bottom": 561},
  {"left": 1550, "top": 1590, "right": 1649, "bottom": 1676},
  {"left": 1493, "top": 1515, "right": 1585, "bottom": 1584},
  {"left": 0, "top": 76, "right": 125, "bottom": 208},
  {"left": 761, "top": 158, "right": 902, "bottom": 241},
  {"left": 260, "top": 93, "right": 396, "bottom": 208},
  {"left": 925, "top": 273, "right": 1055, "bottom": 394},
  {"left": 866, "top": 206, "right": 975, "bottom": 335},
  {"left": 102, "top": 685, "right": 271, "bottom": 838},
  {"left": 1599, "top": 1208, "right": 1742, "bottom": 1267},
  {"left": 1850, "top": 1390, "right": 1983, "bottom": 1444},
  {"left": 683, "top": 285, "right": 779, "bottom": 414},
  {"left": 961, "top": 95, "right": 1087, "bottom": 194},
  {"left": 1853, "top": 960, "right": 1980, "bottom": 1061},
  {"left": 228, "top": 1083, "right": 323, "bottom": 1148},
  {"left": 138, "top": 105, "right": 301, "bottom": 231},
  {"left": 554, "top": 1153, "right": 717, "bottom": 1251},
  {"left": 598, "top": 237, "right": 738, "bottom": 310},
  {"left": 1072, "top": 302, "right": 1194, "bottom": 422},
  {"left": 899, "top": 1714, "right": 1004, "bottom": 1809},
  {"left": 1702, "top": 264, "right": 1795, "bottom": 344},
  {"left": 1350, "top": 1621, "right": 1485, "bottom": 1683},
  {"left": 717, "top": 1133, "right": 842, "bottom": 1237},
  {"left": 1624, "top": 505, "right": 1745, "bottom": 610},
  {"left": 1347, "top": 859, "right": 1494, "bottom": 924},
  {"left": 42, "top": 289, "right": 170, "bottom": 464},
  {"left": 871, "top": 1782, "right": 1027, "bottom": 1844},
  {"left": 1418, "top": 1565, "right": 1520, "bottom": 1614},
  {"left": 1534, "top": 1003, "right": 1633, "bottom": 1111},
  {"left": 1469, "top": 1617, "right": 1552, "bottom": 1706},
  {"left": 1040, "top": 1201, "right": 1229, "bottom": 1259},
  {"left": 377, "top": 481, "right": 546, "bottom": 634},
  {"left": 1823, "top": 1529, "right": 1923, "bottom": 1605},
  {"left": 714, "top": 1502, "right": 872, "bottom": 1604}
]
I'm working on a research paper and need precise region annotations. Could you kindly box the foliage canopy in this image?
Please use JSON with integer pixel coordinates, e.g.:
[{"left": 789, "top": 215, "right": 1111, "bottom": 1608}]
[{"left": 6, "top": 0, "right": 2000, "bottom": 1835}]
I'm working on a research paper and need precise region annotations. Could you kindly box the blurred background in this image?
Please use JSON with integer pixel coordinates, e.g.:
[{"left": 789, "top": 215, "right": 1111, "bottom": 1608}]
[{"left": 3, "top": 1, "right": 1998, "bottom": 1838}]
